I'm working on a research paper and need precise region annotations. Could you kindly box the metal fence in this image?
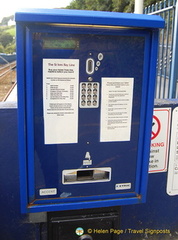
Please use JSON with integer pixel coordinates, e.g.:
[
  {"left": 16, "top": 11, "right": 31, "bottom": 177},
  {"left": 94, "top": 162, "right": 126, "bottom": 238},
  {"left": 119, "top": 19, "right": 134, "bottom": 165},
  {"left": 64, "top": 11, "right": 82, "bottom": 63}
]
[{"left": 145, "top": 0, "right": 177, "bottom": 99}]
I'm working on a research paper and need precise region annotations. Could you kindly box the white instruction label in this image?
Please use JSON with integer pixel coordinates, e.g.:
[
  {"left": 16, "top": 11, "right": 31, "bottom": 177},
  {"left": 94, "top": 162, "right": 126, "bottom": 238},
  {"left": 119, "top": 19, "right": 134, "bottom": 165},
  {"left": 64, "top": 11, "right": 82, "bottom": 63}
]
[
  {"left": 39, "top": 188, "right": 57, "bottom": 196},
  {"left": 100, "top": 78, "right": 134, "bottom": 142},
  {"left": 167, "top": 107, "right": 178, "bottom": 195},
  {"left": 43, "top": 59, "right": 79, "bottom": 144},
  {"left": 83, "top": 160, "right": 92, "bottom": 166},
  {"left": 115, "top": 183, "right": 131, "bottom": 190}
]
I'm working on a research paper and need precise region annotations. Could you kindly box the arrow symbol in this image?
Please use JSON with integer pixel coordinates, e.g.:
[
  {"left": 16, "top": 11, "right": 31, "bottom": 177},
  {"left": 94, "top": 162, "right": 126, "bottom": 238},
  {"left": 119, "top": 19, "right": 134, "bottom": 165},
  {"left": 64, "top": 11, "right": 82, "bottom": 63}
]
[{"left": 85, "top": 152, "right": 91, "bottom": 160}]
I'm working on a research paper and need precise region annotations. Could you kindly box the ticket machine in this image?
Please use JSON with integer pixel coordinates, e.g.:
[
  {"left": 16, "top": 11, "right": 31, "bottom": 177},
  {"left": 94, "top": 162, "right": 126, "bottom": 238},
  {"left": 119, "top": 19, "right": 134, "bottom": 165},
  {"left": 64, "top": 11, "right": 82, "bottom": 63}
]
[{"left": 16, "top": 8, "right": 164, "bottom": 213}]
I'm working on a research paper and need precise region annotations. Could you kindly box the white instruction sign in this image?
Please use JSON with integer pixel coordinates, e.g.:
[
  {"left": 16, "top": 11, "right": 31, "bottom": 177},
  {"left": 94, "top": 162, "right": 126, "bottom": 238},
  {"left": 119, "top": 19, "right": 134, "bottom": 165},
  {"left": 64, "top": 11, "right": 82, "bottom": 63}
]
[
  {"left": 100, "top": 78, "right": 134, "bottom": 142},
  {"left": 43, "top": 59, "right": 79, "bottom": 144},
  {"left": 149, "top": 108, "right": 171, "bottom": 173},
  {"left": 167, "top": 107, "right": 178, "bottom": 195}
]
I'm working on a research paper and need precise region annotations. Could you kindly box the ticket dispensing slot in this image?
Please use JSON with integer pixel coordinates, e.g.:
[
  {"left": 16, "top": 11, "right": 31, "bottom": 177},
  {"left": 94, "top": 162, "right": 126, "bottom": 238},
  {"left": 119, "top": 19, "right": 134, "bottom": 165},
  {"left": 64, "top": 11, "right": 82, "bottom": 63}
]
[{"left": 63, "top": 168, "right": 111, "bottom": 184}]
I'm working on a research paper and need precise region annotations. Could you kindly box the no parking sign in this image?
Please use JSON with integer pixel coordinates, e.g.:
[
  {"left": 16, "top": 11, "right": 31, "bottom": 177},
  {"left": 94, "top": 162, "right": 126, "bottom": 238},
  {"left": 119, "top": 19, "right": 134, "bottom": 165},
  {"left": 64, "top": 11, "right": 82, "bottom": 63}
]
[
  {"left": 151, "top": 115, "right": 161, "bottom": 140},
  {"left": 149, "top": 108, "right": 171, "bottom": 173}
]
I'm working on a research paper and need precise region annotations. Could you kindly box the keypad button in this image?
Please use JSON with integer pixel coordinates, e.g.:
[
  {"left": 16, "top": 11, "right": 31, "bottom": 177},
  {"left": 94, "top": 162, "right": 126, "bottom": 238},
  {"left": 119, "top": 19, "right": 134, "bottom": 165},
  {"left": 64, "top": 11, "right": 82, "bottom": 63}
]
[
  {"left": 93, "top": 100, "right": 97, "bottom": 106},
  {"left": 93, "top": 95, "right": 97, "bottom": 100},
  {"left": 87, "top": 89, "right": 92, "bottom": 94},
  {"left": 82, "top": 89, "right": 86, "bottom": 94},
  {"left": 93, "top": 89, "right": 97, "bottom": 94},
  {"left": 87, "top": 101, "right": 91, "bottom": 106},
  {"left": 87, "top": 83, "right": 92, "bottom": 88},
  {"left": 87, "top": 95, "right": 92, "bottom": 100},
  {"left": 81, "top": 100, "right": 86, "bottom": 106}
]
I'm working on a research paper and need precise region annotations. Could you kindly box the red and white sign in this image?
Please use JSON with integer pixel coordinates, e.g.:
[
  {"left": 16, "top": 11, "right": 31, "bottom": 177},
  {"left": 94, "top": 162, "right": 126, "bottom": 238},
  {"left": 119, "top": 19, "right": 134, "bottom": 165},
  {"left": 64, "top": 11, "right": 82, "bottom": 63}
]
[
  {"left": 151, "top": 115, "right": 161, "bottom": 140},
  {"left": 149, "top": 108, "right": 171, "bottom": 173}
]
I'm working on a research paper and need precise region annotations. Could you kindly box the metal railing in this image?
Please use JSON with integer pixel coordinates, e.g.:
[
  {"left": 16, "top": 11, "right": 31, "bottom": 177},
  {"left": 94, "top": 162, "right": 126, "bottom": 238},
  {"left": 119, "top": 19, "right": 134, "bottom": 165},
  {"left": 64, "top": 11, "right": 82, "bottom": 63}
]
[{"left": 145, "top": 0, "right": 177, "bottom": 99}]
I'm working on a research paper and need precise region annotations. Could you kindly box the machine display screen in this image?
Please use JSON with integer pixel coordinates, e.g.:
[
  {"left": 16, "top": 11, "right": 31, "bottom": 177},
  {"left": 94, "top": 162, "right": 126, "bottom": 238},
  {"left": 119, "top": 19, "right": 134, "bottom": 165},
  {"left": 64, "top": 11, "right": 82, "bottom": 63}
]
[{"left": 42, "top": 37, "right": 79, "bottom": 49}]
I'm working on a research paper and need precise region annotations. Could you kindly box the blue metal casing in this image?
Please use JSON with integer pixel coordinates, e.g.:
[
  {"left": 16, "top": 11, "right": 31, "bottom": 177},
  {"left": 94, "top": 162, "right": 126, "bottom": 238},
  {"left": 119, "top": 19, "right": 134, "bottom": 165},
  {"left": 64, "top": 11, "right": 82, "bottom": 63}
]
[{"left": 15, "top": 9, "right": 164, "bottom": 213}]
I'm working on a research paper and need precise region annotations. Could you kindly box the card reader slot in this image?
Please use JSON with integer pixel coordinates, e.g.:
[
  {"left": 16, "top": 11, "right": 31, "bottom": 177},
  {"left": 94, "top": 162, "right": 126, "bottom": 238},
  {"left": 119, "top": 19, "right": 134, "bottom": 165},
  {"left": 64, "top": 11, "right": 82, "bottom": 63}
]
[{"left": 63, "top": 168, "right": 111, "bottom": 184}]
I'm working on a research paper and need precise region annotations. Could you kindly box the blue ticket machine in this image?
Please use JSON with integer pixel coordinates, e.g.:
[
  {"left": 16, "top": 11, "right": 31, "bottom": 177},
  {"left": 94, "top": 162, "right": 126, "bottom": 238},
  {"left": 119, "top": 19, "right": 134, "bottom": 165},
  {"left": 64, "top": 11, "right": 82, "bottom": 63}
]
[{"left": 16, "top": 9, "right": 164, "bottom": 213}]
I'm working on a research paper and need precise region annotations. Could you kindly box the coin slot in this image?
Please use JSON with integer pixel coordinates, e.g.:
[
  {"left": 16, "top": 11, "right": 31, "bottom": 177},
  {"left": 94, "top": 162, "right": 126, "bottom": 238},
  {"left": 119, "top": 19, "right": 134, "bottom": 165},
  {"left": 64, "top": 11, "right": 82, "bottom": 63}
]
[{"left": 86, "top": 58, "right": 95, "bottom": 75}]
